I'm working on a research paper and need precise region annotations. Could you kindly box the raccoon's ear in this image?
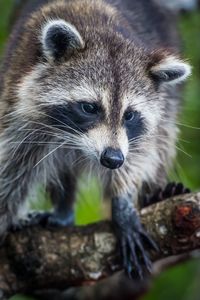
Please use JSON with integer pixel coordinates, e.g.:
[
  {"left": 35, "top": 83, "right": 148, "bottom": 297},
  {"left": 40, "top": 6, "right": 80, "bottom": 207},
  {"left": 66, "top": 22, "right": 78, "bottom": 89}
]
[
  {"left": 149, "top": 52, "right": 191, "bottom": 85},
  {"left": 41, "top": 19, "right": 85, "bottom": 61}
]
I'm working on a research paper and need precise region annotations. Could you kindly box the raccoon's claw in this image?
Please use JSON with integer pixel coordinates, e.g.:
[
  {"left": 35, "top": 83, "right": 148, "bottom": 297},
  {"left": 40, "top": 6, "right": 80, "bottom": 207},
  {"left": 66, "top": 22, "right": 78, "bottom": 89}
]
[
  {"left": 142, "top": 182, "right": 191, "bottom": 208},
  {"left": 119, "top": 223, "right": 157, "bottom": 279},
  {"left": 162, "top": 182, "right": 190, "bottom": 198}
]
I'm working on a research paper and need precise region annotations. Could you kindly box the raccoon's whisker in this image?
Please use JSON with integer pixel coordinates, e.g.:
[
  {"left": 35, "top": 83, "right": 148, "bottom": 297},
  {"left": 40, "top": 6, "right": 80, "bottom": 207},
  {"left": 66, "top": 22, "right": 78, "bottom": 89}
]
[
  {"left": 128, "top": 147, "right": 150, "bottom": 154},
  {"left": 7, "top": 128, "right": 47, "bottom": 163},
  {"left": 175, "top": 121, "right": 200, "bottom": 130},
  {"left": 156, "top": 135, "right": 190, "bottom": 144},
  {"left": 0, "top": 110, "right": 23, "bottom": 121},
  {"left": 28, "top": 120, "right": 73, "bottom": 137},
  {"left": 34, "top": 141, "right": 67, "bottom": 168},
  {"left": 176, "top": 137, "right": 190, "bottom": 144},
  {"left": 14, "top": 112, "right": 81, "bottom": 135},
  {"left": 133, "top": 97, "right": 159, "bottom": 107},
  {"left": 3, "top": 109, "right": 91, "bottom": 149},
  {"left": 29, "top": 119, "right": 88, "bottom": 145},
  {"left": 35, "top": 109, "right": 90, "bottom": 143},
  {"left": 129, "top": 137, "right": 150, "bottom": 146},
  {"left": 21, "top": 129, "right": 64, "bottom": 142},
  {"left": 175, "top": 145, "right": 192, "bottom": 158},
  {"left": 129, "top": 138, "right": 147, "bottom": 145},
  {"left": 9, "top": 141, "right": 63, "bottom": 145},
  {"left": 129, "top": 132, "right": 189, "bottom": 145},
  {"left": 8, "top": 142, "right": 82, "bottom": 151},
  {"left": 158, "top": 140, "right": 192, "bottom": 158},
  {"left": 19, "top": 127, "right": 65, "bottom": 142},
  {"left": 128, "top": 133, "right": 156, "bottom": 143},
  {"left": 23, "top": 121, "right": 84, "bottom": 144},
  {"left": 10, "top": 130, "right": 39, "bottom": 160},
  {"left": 129, "top": 136, "right": 144, "bottom": 143},
  {"left": 68, "top": 152, "right": 87, "bottom": 169},
  {"left": 50, "top": 107, "right": 84, "bottom": 134},
  {"left": 32, "top": 107, "right": 85, "bottom": 135},
  {"left": 17, "top": 129, "right": 85, "bottom": 150},
  {"left": 72, "top": 155, "right": 87, "bottom": 168},
  {"left": 151, "top": 135, "right": 192, "bottom": 158},
  {"left": 159, "top": 116, "right": 200, "bottom": 131}
]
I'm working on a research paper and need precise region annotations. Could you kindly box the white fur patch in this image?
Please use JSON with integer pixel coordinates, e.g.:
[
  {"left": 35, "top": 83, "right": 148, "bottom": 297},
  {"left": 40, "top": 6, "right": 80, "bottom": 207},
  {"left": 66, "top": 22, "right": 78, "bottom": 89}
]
[{"left": 101, "top": 90, "right": 111, "bottom": 118}]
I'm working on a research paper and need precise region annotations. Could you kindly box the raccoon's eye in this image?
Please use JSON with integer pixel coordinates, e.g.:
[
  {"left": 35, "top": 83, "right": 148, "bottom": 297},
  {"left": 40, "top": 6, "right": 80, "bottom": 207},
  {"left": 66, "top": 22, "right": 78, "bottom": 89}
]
[
  {"left": 81, "top": 103, "right": 98, "bottom": 114},
  {"left": 124, "top": 111, "right": 135, "bottom": 122}
]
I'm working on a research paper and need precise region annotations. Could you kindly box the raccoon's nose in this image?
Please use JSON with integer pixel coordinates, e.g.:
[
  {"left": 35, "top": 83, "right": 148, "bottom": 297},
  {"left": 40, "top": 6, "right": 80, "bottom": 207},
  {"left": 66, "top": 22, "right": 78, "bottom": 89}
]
[{"left": 100, "top": 148, "right": 124, "bottom": 169}]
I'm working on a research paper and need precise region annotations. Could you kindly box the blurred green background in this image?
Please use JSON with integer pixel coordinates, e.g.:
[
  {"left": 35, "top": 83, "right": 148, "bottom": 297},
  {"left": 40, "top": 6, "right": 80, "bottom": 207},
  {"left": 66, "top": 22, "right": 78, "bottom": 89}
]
[{"left": 0, "top": 1, "right": 199, "bottom": 300}]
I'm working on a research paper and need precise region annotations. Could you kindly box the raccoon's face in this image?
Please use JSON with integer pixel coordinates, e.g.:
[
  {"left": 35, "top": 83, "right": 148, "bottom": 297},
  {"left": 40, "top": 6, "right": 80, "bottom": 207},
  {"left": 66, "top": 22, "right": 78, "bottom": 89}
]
[{"left": 18, "top": 19, "right": 191, "bottom": 170}]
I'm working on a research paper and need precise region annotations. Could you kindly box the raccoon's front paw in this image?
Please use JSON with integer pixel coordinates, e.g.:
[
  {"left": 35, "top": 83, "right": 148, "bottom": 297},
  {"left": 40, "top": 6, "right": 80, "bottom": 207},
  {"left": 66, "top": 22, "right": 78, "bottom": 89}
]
[
  {"left": 10, "top": 211, "right": 74, "bottom": 232},
  {"left": 161, "top": 182, "right": 190, "bottom": 198},
  {"left": 115, "top": 213, "right": 158, "bottom": 279},
  {"left": 46, "top": 211, "right": 74, "bottom": 227},
  {"left": 10, "top": 211, "right": 51, "bottom": 232},
  {"left": 142, "top": 182, "right": 191, "bottom": 208}
]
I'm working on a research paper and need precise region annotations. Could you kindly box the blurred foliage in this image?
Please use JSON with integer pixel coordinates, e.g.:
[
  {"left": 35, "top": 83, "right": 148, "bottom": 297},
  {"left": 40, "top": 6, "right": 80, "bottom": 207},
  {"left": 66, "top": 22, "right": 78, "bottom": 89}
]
[
  {"left": 174, "top": 12, "right": 200, "bottom": 190},
  {"left": 0, "top": 1, "right": 200, "bottom": 300},
  {"left": 144, "top": 258, "right": 200, "bottom": 300},
  {"left": 10, "top": 297, "right": 34, "bottom": 300},
  {"left": 75, "top": 177, "right": 104, "bottom": 225},
  {"left": 0, "top": 0, "right": 14, "bottom": 54}
]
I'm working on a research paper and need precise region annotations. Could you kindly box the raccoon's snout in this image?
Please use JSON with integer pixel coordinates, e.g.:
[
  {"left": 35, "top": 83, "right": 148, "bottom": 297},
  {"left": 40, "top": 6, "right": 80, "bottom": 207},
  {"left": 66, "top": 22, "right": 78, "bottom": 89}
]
[{"left": 100, "top": 147, "right": 124, "bottom": 169}]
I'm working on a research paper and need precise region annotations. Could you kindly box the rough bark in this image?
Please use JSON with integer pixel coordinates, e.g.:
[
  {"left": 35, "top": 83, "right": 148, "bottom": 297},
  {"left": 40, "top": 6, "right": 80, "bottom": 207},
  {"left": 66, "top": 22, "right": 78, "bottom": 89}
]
[{"left": 0, "top": 192, "right": 199, "bottom": 299}]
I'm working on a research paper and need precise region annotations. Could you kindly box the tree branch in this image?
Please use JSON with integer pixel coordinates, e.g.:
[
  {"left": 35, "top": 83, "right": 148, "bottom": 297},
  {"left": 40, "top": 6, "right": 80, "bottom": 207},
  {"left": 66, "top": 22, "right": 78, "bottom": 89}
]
[{"left": 0, "top": 193, "right": 200, "bottom": 299}]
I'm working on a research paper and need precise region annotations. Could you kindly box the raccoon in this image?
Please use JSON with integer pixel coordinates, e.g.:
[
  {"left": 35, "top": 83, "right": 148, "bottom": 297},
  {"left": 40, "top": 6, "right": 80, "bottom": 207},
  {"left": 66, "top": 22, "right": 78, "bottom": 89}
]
[{"left": 0, "top": 0, "right": 191, "bottom": 278}]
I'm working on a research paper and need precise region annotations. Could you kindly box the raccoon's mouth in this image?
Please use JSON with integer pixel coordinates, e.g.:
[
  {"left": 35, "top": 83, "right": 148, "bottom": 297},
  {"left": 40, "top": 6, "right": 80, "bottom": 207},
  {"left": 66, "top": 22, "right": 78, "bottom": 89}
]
[{"left": 100, "top": 147, "right": 124, "bottom": 169}]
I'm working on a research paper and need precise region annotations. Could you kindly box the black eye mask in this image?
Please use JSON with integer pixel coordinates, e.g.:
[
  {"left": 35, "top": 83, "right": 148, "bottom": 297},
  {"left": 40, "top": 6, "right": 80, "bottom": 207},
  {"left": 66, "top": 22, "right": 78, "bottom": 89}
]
[
  {"left": 123, "top": 111, "right": 146, "bottom": 141},
  {"left": 42, "top": 103, "right": 103, "bottom": 133}
]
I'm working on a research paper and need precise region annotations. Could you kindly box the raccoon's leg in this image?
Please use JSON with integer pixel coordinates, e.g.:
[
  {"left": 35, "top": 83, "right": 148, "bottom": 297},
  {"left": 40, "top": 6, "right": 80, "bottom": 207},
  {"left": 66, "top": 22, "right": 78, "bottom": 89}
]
[
  {"left": 0, "top": 151, "right": 38, "bottom": 237},
  {"left": 16, "top": 172, "right": 77, "bottom": 229},
  {"left": 0, "top": 126, "right": 63, "bottom": 234},
  {"left": 112, "top": 191, "right": 158, "bottom": 279},
  {"left": 46, "top": 172, "right": 76, "bottom": 226}
]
